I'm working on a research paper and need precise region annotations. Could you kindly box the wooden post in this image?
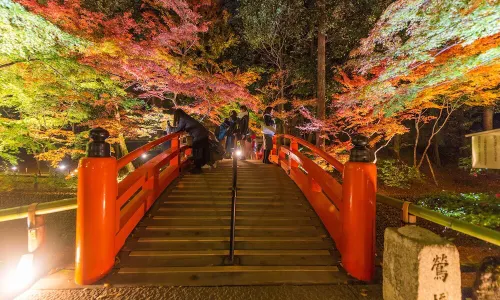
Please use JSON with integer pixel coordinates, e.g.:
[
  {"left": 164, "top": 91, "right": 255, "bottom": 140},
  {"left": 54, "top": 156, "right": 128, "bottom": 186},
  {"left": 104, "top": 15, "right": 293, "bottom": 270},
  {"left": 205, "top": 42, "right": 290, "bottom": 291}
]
[
  {"left": 341, "top": 135, "right": 377, "bottom": 281},
  {"left": 290, "top": 139, "right": 299, "bottom": 170},
  {"left": 75, "top": 128, "right": 117, "bottom": 285}
]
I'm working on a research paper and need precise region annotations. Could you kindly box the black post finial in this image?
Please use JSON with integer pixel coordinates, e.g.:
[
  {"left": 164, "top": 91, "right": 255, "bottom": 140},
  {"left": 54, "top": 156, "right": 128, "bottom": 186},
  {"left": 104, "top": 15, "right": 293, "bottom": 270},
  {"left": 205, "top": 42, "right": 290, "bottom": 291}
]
[
  {"left": 87, "top": 127, "right": 111, "bottom": 157},
  {"left": 349, "top": 135, "right": 374, "bottom": 162}
]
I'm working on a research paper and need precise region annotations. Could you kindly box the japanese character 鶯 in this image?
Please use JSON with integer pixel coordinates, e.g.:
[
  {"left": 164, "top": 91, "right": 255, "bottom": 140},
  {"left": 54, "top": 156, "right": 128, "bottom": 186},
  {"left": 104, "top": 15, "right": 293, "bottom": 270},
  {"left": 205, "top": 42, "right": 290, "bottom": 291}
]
[{"left": 431, "top": 254, "right": 449, "bottom": 282}]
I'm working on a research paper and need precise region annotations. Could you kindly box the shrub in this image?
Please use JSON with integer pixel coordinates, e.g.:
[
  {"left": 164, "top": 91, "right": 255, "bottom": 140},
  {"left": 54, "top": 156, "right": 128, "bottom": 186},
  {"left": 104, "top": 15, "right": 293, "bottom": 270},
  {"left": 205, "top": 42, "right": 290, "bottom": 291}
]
[
  {"left": 417, "top": 192, "right": 500, "bottom": 229},
  {"left": 377, "top": 159, "right": 420, "bottom": 189}
]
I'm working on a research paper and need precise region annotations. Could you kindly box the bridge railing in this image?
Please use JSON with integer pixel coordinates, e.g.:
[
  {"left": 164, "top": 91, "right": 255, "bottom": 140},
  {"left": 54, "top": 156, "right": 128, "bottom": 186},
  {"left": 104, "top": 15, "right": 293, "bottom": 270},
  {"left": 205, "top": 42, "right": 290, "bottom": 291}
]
[
  {"left": 75, "top": 128, "right": 191, "bottom": 285},
  {"left": 272, "top": 134, "right": 376, "bottom": 281},
  {"left": 377, "top": 194, "right": 500, "bottom": 246}
]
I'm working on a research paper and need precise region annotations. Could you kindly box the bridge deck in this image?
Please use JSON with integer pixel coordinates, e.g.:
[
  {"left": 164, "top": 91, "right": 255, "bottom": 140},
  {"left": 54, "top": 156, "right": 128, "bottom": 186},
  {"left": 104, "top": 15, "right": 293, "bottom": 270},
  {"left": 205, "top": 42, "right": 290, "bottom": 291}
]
[{"left": 106, "top": 160, "right": 348, "bottom": 286}]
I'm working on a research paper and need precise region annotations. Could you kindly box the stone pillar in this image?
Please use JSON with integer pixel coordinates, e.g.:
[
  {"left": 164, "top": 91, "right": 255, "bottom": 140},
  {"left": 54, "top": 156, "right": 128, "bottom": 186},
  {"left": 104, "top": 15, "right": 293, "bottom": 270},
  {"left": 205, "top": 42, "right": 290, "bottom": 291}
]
[{"left": 383, "top": 226, "right": 461, "bottom": 300}]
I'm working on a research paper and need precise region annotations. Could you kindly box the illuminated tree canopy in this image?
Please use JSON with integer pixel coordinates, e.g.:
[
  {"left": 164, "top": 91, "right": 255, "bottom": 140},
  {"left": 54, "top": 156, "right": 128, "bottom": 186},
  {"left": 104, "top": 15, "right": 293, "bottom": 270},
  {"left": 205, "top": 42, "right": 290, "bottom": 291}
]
[
  {"left": 320, "top": 0, "right": 500, "bottom": 155},
  {"left": 337, "top": 0, "right": 500, "bottom": 111},
  {"left": 0, "top": 0, "right": 498, "bottom": 170}
]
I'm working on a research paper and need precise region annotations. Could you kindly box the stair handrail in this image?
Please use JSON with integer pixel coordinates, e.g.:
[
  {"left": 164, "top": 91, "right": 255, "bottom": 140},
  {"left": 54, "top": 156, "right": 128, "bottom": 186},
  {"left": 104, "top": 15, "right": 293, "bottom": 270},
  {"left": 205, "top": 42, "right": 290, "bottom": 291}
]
[{"left": 226, "top": 148, "right": 238, "bottom": 264}]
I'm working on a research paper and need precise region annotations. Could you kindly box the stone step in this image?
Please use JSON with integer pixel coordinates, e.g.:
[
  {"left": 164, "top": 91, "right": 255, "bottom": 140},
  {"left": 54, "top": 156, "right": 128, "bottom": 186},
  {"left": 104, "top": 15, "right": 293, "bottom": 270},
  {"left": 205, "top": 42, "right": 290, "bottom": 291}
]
[
  {"left": 155, "top": 207, "right": 316, "bottom": 216},
  {"left": 118, "top": 250, "right": 337, "bottom": 267},
  {"left": 170, "top": 189, "right": 302, "bottom": 195},
  {"left": 162, "top": 200, "right": 305, "bottom": 206},
  {"left": 126, "top": 236, "right": 333, "bottom": 251},
  {"left": 134, "top": 225, "right": 324, "bottom": 237},
  {"left": 109, "top": 265, "right": 346, "bottom": 286},
  {"left": 140, "top": 216, "right": 317, "bottom": 226}
]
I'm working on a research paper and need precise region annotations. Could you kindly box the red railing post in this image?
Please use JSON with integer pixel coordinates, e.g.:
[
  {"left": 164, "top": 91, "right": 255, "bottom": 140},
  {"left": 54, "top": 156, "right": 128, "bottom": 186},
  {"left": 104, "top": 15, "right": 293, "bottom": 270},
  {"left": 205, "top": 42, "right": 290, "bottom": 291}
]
[
  {"left": 75, "top": 128, "right": 117, "bottom": 285},
  {"left": 341, "top": 135, "right": 377, "bottom": 282},
  {"left": 272, "top": 135, "right": 278, "bottom": 164},
  {"left": 170, "top": 135, "right": 180, "bottom": 169},
  {"left": 290, "top": 138, "right": 299, "bottom": 171}
]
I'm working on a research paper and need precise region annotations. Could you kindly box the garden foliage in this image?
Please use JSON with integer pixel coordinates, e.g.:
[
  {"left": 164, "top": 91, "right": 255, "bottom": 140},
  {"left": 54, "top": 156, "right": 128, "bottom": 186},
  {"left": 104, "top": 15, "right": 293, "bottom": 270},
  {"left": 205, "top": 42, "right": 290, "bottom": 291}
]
[{"left": 418, "top": 192, "right": 500, "bottom": 229}]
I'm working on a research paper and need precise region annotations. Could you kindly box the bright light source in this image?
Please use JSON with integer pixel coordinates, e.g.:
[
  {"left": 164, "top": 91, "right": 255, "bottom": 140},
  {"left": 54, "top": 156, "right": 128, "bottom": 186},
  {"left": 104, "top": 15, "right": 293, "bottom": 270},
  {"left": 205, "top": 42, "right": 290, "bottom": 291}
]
[
  {"left": 58, "top": 165, "right": 66, "bottom": 170},
  {"left": 235, "top": 150, "right": 242, "bottom": 157},
  {"left": 141, "top": 153, "right": 148, "bottom": 159},
  {"left": 11, "top": 166, "right": 18, "bottom": 171},
  {"left": 2, "top": 254, "right": 35, "bottom": 295},
  {"left": 74, "top": 169, "right": 78, "bottom": 173}
]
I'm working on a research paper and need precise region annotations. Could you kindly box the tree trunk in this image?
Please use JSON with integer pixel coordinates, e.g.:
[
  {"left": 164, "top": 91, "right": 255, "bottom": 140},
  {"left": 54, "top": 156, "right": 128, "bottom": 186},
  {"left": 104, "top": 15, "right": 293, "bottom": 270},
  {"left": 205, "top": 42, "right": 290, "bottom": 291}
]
[
  {"left": 114, "top": 144, "right": 121, "bottom": 158},
  {"left": 433, "top": 132, "right": 442, "bottom": 168},
  {"left": 425, "top": 154, "right": 439, "bottom": 186},
  {"left": 307, "top": 132, "right": 314, "bottom": 144},
  {"left": 316, "top": 0, "right": 326, "bottom": 149},
  {"left": 483, "top": 106, "right": 494, "bottom": 131},
  {"left": 34, "top": 157, "right": 41, "bottom": 176},
  {"left": 118, "top": 133, "right": 135, "bottom": 173},
  {"left": 413, "top": 120, "right": 421, "bottom": 168},
  {"left": 393, "top": 134, "right": 401, "bottom": 160}
]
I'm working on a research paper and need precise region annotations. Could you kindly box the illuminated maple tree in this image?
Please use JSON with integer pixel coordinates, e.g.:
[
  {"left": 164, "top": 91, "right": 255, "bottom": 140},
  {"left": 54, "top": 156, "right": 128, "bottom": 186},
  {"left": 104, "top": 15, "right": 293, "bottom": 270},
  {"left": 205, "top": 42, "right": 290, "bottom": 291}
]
[{"left": 298, "top": 0, "right": 500, "bottom": 164}]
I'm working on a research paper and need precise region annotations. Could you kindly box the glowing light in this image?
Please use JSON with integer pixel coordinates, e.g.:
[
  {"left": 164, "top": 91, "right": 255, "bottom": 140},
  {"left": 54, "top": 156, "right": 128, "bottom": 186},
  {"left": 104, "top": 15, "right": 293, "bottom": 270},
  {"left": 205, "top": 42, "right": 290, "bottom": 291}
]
[
  {"left": 235, "top": 150, "right": 242, "bottom": 157},
  {"left": 74, "top": 169, "right": 78, "bottom": 173},
  {"left": 141, "top": 153, "right": 148, "bottom": 159},
  {"left": 2, "top": 254, "right": 35, "bottom": 295},
  {"left": 11, "top": 166, "right": 18, "bottom": 171},
  {"left": 58, "top": 165, "right": 66, "bottom": 170}
]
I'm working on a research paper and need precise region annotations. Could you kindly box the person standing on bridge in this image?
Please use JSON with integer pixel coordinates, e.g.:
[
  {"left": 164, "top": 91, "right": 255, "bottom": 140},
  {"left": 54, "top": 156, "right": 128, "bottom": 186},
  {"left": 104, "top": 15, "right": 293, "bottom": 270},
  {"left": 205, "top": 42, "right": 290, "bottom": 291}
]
[
  {"left": 170, "top": 109, "right": 210, "bottom": 173},
  {"left": 237, "top": 105, "right": 250, "bottom": 159},
  {"left": 224, "top": 110, "right": 239, "bottom": 158},
  {"left": 262, "top": 106, "right": 276, "bottom": 164}
]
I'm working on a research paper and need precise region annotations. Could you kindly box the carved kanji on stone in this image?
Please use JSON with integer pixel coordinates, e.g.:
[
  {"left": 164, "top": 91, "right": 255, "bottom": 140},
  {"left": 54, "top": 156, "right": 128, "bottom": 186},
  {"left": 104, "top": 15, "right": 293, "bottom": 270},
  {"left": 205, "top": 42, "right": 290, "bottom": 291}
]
[
  {"left": 433, "top": 293, "right": 447, "bottom": 300},
  {"left": 432, "top": 254, "right": 449, "bottom": 282}
]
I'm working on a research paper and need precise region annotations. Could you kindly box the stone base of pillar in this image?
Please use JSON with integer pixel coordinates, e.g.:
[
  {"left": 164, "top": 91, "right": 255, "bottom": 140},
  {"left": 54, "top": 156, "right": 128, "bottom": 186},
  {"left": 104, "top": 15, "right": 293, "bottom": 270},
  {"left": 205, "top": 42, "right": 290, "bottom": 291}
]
[{"left": 383, "top": 226, "right": 461, "bottom": 300}]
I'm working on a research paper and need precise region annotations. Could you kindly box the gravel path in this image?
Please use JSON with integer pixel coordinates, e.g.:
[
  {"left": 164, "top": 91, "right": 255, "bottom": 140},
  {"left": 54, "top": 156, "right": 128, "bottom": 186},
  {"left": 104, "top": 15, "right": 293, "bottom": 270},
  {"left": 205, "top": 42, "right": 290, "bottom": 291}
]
[{"left": 17, "top": 284, "right": 383, "bottom": 300}]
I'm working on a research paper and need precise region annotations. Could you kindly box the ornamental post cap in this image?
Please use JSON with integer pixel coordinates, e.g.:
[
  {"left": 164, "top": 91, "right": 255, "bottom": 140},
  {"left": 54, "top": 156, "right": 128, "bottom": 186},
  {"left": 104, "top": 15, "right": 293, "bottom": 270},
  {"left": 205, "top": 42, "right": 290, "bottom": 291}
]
[
  {"left": 87, "top": 127, "right": 111, "bottom": 158},
  {"left": 90, "top": 127, "right": 109, "bottom": 142},
  {"left": 349, "top": 135, "right": 373, "bottom": 163},
  {"left": 352, "top": 135, "right": 368, "bottom": 147}
]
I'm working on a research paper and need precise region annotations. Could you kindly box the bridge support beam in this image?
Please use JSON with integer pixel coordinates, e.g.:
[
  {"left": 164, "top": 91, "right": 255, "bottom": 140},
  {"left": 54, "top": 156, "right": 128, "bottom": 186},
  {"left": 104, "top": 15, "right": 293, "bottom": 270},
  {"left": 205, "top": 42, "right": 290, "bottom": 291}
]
[
  {"left": 341, "top": 136, "right": 377, "bottom": 282},
  {"left": 75, "top": 128, "right": 117, "bottom": 285}
]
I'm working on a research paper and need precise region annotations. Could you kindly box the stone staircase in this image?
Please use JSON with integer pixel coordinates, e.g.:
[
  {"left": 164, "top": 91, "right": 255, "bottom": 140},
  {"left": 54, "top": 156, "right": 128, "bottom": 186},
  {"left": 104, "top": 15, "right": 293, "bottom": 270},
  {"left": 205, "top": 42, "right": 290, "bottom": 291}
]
[{"left": 110, "top": 160, "right": 348, "bottom": 286}]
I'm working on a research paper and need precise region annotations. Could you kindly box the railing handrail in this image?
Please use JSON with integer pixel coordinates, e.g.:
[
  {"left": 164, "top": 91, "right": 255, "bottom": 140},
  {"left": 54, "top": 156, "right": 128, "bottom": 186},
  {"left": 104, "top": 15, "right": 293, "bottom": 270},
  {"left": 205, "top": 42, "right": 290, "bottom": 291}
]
[
  {"left": 0, "top": 198, "right": 77, "bottom": 222},
  {"left": 227, "top": 149, "right": 238, "bottom": 264},
  {"left": 117, "top": 132, "right": 182, "bottom": 171},
  {"left": 275, "top": 134, "right": 500, "bottom": 247},
  {"left": 274, "top": 134, "right": 344, "bottom": 172},
  {"left": 377, "top": 194, "right": 500, "bottom": 246},
  {"left": 0, "top": 134, "right": 188, "bottom": 224}
]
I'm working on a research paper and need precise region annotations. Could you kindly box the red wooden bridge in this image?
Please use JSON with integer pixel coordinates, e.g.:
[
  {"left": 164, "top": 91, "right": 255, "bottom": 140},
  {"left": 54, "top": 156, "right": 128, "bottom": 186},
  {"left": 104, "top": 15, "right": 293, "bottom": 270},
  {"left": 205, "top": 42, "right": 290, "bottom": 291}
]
[{"left": 74, "top": 128, "right": 377, "bottom": 286}]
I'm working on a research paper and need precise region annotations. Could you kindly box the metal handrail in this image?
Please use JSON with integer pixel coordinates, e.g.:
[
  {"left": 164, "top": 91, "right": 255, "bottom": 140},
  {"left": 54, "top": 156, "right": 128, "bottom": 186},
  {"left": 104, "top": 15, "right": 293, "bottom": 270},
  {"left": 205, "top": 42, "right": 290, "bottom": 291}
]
[
  {"left": 377, "top": 194, "right": 500, "bottom": 246},
  {"left": 227, "top": 148, "right": 238, "bottom": 264},
  {"left": 0, "top": 198, "right": 77, "bottom": 222}
]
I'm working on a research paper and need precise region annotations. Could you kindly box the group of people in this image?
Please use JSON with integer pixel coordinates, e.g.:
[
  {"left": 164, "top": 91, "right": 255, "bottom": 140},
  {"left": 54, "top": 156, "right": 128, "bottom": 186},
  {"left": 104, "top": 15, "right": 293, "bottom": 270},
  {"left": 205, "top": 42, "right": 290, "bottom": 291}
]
[
  {"left": 216, "top": 105, "right": 251, "bottom": 159},
  {"left": 167, "top": 105, "right": 276, "bottom": 173}
]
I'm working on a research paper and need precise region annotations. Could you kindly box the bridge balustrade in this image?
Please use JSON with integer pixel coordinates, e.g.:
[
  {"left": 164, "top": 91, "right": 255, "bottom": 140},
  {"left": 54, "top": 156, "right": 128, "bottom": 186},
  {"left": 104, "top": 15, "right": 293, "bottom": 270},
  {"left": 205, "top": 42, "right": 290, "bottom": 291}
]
[
  {"left": 75, "top": 128, "right": 191, "bottom": 284},
  {"left": 74, "top": 128, "right": 376, "bottom": 284},
  {"left": 271, "top": 134, "right": 377, "bottom": 281}
]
